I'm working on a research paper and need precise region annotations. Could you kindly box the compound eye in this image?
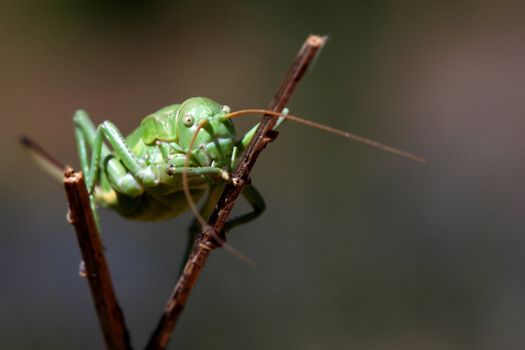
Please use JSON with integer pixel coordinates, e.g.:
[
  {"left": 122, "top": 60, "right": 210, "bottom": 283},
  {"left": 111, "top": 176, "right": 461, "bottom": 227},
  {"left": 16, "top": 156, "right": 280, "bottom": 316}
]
[
  {"left": 221, "top": 105, "right": 231, "bottom": 114},
  {"left": 183, "top": 114, "right": 194, "bottom": 127}
]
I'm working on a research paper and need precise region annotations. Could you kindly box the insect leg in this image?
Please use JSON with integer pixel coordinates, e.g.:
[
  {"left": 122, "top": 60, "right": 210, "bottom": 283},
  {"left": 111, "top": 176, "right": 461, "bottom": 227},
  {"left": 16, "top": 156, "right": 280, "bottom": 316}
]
[
  {"left": 231, "top": 110, "right": 287, "bottom": 168},
  {"left": 167, "top": 164, "right": 229, "bottom": 180},
  {"left": 221, "top": 110, "right": 286, "bottom": 228},
  {"left": 224, "top": 184, "right": 266, "bottom": 232},
  {"left": 91, "top": 121, "right": 147, "bottom": 196},
  {"left": 75, "top": 114, "right": 144, "bottom": 199},
  {"left": 75, "top": 128, "right": 90, "bottom": 177},
  {"left": 74, "top": 110, "right": 116, "bottom": 229},
  {"left": 73, "top": 110, "right": 113, "bottom": 193}
]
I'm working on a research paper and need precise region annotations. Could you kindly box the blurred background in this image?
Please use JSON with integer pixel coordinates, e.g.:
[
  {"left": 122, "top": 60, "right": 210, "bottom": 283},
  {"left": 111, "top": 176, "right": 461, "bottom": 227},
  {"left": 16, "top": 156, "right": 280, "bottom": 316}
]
[{"left": 2, "top": 0, "right": 525, "bottom": 349}]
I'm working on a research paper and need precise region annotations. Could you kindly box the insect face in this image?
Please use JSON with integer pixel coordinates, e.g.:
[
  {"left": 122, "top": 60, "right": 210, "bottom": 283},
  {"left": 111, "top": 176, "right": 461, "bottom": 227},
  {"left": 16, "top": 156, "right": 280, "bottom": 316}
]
[
  {"left": 176, "top": 97, "right": 235, "bottom": 147},
  {"left": 176, "top": 97, "right": 236, "bottom": 167}
]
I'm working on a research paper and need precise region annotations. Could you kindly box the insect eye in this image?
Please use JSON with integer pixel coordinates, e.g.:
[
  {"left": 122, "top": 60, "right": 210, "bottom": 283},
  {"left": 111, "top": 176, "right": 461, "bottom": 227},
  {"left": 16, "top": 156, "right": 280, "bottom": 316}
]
[
  {"left": 221, "top": 105, "right": 231, "bottom": 114},
  {"left": 183, "top": 114, "right": 194, "bottom": 127}
]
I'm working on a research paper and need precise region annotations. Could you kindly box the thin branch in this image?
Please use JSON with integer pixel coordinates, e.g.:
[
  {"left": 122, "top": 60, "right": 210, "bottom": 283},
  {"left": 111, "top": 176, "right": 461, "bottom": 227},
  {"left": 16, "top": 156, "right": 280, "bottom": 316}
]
[
  {"left": 63, "top": 167, "right": 132, "bottom": 350},
  {"left": 146, "top": 34, "right": 328, "bottom": 350}
]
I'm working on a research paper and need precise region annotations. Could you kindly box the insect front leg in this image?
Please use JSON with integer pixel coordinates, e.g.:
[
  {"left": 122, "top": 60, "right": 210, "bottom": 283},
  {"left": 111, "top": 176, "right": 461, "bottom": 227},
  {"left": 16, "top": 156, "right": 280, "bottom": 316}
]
[
  {"left": 166, "top": 161, "right": 230, "bottom": 180},
  {"left": 231, "top": 109, "right": 288, "bottom": 168}
]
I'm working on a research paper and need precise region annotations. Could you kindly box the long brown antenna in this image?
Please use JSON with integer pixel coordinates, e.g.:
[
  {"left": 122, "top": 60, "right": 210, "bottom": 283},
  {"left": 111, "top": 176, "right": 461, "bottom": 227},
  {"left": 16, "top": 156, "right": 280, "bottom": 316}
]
[{"left": 225, "top": 109, "right": 426, "bottom": 163}]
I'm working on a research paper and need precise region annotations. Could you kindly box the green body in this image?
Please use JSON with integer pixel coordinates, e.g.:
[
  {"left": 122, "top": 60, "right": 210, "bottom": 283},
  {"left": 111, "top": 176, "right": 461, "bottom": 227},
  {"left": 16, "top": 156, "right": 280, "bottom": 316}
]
[{"left": 74, "top": 97, "right": 267, "bottom": 226}]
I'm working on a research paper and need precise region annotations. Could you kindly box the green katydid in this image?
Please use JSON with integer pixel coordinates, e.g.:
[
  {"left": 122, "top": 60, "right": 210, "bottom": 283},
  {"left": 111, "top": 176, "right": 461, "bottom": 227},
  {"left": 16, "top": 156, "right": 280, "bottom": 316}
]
[{"left": 22, "top": 96, "right": 425, "bottom": 256}]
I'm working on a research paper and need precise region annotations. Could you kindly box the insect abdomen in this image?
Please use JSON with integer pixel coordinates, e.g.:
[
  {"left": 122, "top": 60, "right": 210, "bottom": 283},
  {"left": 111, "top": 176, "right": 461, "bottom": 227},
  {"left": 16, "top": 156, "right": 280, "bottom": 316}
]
[{"left": 108, "top": 189, "right": 205, "bottom": 221}]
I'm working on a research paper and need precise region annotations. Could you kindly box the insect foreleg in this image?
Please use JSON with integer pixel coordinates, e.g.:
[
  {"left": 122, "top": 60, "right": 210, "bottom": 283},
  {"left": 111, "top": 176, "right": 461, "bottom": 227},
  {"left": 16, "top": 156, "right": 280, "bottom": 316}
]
[
  {"left": 231, "top": 110, "right": 287, "bottom": 168},
  {"left": 166, "top": 165, "right": 229, "bottom": 181}
]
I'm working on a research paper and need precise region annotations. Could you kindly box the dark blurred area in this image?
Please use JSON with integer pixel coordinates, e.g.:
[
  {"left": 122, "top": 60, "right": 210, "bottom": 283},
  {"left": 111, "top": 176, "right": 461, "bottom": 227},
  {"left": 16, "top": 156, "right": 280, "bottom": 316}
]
[{"left": 2, "top": 0, "right": 525, "bottom": 349}]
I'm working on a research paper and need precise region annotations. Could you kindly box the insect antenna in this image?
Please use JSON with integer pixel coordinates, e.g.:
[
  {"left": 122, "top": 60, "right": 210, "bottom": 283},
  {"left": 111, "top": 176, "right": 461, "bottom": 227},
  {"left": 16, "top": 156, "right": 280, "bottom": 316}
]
[
  {"left": 182, "top": 121, "right": 210, "bottom": 230},
  {"left": 224, "top": 109, "right": 426, "bottom": 163},
  {"left": 20, "top": 135, "right": 65, "bottom": 183},
  {"left": 182, "top": 121, "right": 257, "bottom": 267}
]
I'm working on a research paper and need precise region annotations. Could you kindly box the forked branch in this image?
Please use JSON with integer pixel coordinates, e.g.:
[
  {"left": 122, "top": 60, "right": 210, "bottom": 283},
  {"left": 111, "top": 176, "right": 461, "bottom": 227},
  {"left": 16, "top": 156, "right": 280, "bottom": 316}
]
[{"left": 146, "top": 34, "right": 328, "bottom": 350}]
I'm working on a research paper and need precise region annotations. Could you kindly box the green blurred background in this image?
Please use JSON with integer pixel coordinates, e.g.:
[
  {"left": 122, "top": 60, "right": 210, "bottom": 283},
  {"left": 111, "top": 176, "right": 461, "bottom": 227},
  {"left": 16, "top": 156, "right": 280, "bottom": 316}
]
[{"left": 2, "top": 0, "right": 525, "bottom": 349}]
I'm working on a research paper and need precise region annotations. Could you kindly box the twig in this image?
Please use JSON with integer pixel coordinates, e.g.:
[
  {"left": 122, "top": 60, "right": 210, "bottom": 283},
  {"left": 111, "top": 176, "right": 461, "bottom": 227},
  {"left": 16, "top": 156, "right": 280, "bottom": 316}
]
[
  {"left": 146, "top": 34, "right": 328, "bottom": 350},
  {"left": 63, "top": 167, "right": 132, "bottom": 350}
]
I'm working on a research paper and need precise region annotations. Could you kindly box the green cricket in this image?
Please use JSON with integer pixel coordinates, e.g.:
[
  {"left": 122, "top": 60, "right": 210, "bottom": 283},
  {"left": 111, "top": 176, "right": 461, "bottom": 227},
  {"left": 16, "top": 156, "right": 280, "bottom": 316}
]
[{"left": 22, "top": 97, "right": 425, "bottom": 252}]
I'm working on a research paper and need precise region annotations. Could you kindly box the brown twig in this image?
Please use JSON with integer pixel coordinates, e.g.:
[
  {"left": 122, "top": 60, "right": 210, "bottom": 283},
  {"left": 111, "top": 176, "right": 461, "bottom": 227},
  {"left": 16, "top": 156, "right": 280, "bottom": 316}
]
[
  {"left": 63, "top": 167, "right": 132, "bottom": 350},
  {"left": 146, "top": 34, "right": 328, "bottom": 350}
]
